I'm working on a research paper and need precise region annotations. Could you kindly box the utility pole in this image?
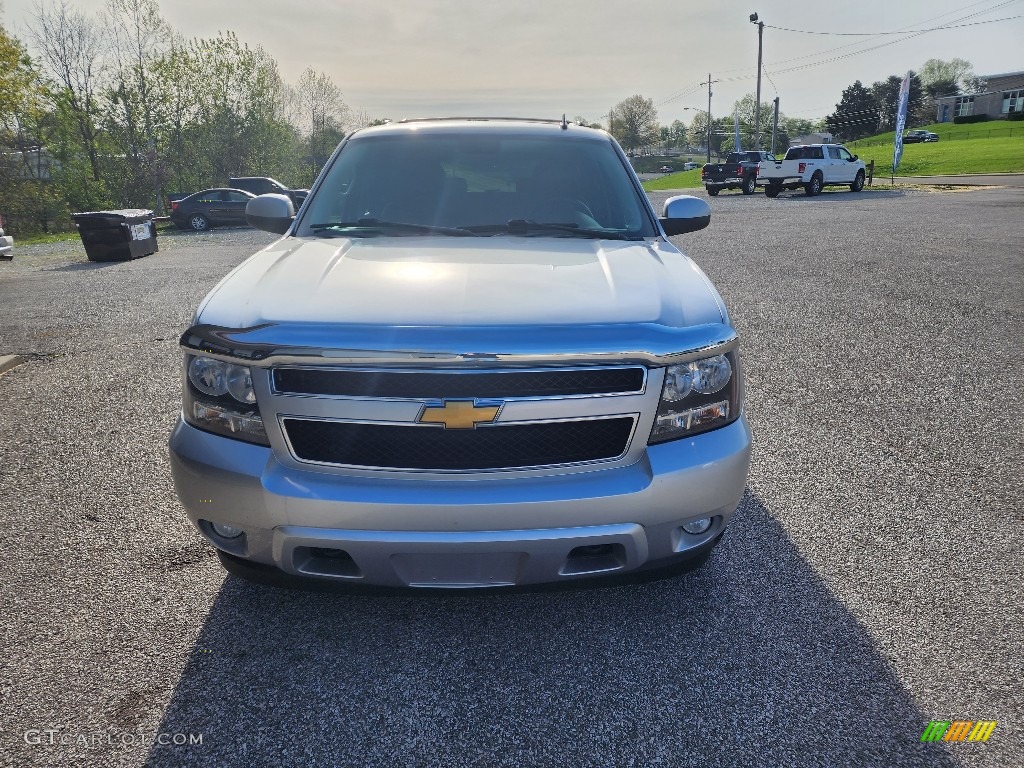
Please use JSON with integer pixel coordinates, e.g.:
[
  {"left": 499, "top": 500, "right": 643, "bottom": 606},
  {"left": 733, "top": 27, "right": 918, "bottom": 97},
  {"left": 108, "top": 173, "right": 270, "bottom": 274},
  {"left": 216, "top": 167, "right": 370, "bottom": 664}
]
[
  {"left": 750, "top": 13, "right": 764, "bottom": 149},
  {"left": 771, "top": 96, "right": 780, "bottom": 155},
  {"left": 698, "top": 74, "right": 720, "bottom": 162}
]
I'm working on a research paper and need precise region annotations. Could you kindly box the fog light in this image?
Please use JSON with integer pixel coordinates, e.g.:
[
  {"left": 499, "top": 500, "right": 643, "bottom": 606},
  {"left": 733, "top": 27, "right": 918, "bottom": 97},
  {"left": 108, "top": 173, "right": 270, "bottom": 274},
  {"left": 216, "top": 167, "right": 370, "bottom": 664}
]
[
  {"left": 682, "top": 517, "right": 712, "bottom": 535},
  {"left": 211, "top": 522, "right": 244, "bottom": 539}
]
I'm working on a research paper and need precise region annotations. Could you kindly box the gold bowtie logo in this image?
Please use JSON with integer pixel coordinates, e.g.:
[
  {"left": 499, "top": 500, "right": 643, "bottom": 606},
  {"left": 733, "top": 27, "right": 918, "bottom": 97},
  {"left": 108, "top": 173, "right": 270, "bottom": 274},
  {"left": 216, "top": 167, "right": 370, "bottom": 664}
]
[{"left": 419, "top": 400, "right": 501, "bottom": 429}]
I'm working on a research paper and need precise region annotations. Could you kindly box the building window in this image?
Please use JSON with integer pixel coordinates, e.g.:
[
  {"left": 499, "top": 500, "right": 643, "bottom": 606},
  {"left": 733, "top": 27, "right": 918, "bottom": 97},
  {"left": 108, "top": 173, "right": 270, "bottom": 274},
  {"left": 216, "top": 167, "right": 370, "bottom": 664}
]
[
  {"left": 1003, "top": 90, "right": 1023, "bottom": 114},
  {"left": 955, "top": 97, "right": 975, "bottom": 117}
]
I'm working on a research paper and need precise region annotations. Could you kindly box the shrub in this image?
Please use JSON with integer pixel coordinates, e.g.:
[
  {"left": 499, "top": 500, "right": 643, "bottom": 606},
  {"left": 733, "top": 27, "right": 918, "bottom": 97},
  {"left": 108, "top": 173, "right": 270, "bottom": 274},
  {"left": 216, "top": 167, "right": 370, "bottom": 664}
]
[
  {"left": 1007, "top": 112, "right": 1024, "bottom": 121},
  {"left": 953, "top": 114, "right": 990, "bottom": 124}
]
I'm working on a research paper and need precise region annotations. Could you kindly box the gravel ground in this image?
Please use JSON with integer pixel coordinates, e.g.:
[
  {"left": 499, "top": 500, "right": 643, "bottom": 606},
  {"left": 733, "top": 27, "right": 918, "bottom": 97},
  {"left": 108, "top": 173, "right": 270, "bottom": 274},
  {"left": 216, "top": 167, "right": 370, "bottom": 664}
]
[{"left": 0, "top": 189, "right": 1021, "bottom": 767}]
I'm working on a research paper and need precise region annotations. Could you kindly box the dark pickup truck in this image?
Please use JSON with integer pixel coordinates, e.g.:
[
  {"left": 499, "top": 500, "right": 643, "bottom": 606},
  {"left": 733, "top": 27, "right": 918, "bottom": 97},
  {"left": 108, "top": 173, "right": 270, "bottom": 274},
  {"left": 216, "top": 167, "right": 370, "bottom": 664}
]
[{"left": 701, "top": 151, "right": 776, "bottom": 196}]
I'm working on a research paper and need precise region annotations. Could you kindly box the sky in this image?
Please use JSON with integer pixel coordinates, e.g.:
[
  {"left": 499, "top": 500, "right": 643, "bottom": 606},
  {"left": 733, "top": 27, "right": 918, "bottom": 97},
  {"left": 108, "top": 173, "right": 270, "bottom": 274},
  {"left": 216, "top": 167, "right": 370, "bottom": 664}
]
[{"left": 2, "top": 0, "right": 1022, "bottom": 125}]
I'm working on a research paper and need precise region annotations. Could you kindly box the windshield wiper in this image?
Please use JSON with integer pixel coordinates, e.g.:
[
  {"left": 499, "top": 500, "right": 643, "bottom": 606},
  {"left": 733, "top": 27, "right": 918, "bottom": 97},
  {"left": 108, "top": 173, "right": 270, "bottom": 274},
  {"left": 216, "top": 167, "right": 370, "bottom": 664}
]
[
  {"left": 463, "top": 220, "right": 634, "bottom": 240},
  {"left": 309, "top": 218, "right": 477, "bottom": 237}
]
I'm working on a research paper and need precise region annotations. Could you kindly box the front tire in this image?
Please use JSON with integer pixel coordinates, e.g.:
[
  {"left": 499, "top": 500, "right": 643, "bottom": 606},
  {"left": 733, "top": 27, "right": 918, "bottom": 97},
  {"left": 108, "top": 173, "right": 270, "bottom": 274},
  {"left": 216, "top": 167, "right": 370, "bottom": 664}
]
[
  {"left": 804, "top": 173, "right": 823, "bottom": 197},
  {"left": 742, "top": 175, "right": 756, "bottom": 195},
  {"left": 851, "top": 170, "right": 865, "bottom": 192},
  {"left": 189, "top": 213, "right": 209, "bottom": 231},
  {"left": 706, "top": 186, "right": 720, "bottom": 197},
  {"left": 765, "top": 184, "right": 781, "bottom": 198}
]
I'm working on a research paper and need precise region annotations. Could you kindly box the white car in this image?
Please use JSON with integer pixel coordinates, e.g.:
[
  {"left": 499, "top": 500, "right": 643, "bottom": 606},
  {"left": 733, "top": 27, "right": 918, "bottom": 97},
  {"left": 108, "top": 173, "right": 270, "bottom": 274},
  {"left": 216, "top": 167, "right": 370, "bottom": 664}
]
[
  {"left": 0, "top": 218, "right": 13, "bottom": 260},
  {"left": 682, "top": 161, "right": 699, "bottom": 171},
  {"left": 169, "top": 118, "right": 751, "bottom": 590}
]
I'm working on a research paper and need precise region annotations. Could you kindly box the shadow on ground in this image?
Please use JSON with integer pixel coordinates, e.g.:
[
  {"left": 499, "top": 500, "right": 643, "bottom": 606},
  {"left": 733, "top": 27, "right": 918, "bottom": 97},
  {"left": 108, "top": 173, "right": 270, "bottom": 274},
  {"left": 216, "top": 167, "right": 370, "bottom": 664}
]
[
  {"left": 47, "top": 260, "right": 121, "bottom": 271},
  {"left": 145, "top": 491, "right": 959, "bottom": 768}
]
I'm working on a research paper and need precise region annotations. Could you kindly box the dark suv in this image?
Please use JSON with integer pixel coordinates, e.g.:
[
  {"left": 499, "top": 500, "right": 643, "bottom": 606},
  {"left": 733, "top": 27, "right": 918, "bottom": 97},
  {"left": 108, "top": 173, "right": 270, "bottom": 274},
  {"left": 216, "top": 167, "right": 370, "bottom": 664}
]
[{"left": 229, "top": 177, "right": 308, "bottom": 208}]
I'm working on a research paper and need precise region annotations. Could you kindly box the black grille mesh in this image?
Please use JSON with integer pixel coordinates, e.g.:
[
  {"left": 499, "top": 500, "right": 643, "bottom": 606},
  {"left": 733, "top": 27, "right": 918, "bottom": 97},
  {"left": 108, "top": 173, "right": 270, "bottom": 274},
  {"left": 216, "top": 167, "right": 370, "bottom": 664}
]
[
  {"left": 273, "top": 367, "right": 644, "bottom": 398},
  {"left": 283, "top": 417, "right": 635, "bottom": 470}
]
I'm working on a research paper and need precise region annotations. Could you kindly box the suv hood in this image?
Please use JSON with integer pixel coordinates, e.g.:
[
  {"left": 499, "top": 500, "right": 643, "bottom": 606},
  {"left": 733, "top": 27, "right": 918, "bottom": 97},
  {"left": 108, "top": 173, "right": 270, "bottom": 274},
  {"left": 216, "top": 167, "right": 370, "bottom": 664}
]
[{"left": 197, "top": 236, "right": 724, "bottom": 330}]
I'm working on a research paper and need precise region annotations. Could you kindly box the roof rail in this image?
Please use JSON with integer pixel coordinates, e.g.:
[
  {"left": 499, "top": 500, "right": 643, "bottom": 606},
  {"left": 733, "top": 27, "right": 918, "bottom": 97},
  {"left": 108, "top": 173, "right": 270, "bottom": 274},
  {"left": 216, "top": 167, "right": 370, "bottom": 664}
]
[{"left": 396, "top": 116, "right": 569, "bottom": 125}]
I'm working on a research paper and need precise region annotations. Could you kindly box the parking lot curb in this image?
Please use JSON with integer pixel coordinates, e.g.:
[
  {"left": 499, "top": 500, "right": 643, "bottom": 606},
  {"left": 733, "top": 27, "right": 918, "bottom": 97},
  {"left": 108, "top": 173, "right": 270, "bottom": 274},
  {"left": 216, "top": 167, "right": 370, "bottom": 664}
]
[{"left": 0, "top": 355, "right": 25, "bottom": 376}]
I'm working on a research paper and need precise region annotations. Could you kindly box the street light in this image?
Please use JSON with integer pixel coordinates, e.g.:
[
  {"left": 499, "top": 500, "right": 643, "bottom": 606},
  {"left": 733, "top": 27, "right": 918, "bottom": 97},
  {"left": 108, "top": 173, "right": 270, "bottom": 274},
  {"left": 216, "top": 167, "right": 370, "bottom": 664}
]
[{"left": 750, "top": 12, "right": 764, "bottom": 149}]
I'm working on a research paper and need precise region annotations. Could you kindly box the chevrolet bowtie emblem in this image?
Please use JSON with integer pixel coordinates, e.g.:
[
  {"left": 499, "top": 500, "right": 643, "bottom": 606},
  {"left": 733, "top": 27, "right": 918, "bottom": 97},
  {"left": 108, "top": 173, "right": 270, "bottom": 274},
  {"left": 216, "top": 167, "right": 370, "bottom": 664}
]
[{"left": 419, "top": 400, "right": 501, "bottom": 429}]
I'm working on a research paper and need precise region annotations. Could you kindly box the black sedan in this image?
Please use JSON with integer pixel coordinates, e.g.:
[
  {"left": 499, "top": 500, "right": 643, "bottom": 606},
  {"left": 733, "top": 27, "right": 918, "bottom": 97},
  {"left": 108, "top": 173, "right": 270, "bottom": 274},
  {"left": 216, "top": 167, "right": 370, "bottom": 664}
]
[
  {"left": 170, "top": 188, "right": 256, "bottom": 231},
  {"left": 903, "top": 130, "right": 940, "bottom": 143}
]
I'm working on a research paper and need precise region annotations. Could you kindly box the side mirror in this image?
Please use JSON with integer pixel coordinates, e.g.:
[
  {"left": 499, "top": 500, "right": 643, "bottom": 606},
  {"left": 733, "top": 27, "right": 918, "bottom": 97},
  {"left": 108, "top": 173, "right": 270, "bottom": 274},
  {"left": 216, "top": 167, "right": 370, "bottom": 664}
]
[
  {"left": 850, "top": 155, "right": 859, "bottom": 161},
  {"left": 246, "top": 194, "right": 295, "bottom": 235},
  {"left": 659, "top": 194, "right": 711, "bottom": 236}
]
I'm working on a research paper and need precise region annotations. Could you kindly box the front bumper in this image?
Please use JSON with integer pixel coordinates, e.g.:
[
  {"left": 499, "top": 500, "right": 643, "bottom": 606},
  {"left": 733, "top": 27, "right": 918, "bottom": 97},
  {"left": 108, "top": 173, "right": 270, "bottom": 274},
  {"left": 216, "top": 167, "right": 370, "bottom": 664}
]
[{"left": 169, "top": 415, "right": 751, "bottom": 587}]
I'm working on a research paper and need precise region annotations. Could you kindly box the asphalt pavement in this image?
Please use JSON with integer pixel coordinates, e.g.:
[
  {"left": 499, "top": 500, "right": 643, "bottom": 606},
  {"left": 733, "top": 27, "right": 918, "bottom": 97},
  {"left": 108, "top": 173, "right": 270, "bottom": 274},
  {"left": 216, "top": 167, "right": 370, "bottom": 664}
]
[
  {"left": 893, "top": 173, "right": 1024, "bottom": 187},
  {"left": 1, "top": 188, "right": 1021, "bottom": 767}
]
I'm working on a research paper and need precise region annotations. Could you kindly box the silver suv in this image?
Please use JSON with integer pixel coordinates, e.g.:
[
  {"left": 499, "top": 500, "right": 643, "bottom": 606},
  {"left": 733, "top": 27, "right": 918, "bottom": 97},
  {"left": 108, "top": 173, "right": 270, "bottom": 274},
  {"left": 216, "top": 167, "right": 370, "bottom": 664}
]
[{"left": 169, "top": 118, "right": 751, "bottom": 589}]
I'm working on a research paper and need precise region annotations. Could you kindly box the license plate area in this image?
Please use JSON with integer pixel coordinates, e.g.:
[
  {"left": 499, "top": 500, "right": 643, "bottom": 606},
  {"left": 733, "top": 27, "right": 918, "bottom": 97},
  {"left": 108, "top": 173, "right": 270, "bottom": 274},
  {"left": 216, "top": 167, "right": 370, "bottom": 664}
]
[{"left": 391, "top": 552, "right": 525, "bottom": 587}]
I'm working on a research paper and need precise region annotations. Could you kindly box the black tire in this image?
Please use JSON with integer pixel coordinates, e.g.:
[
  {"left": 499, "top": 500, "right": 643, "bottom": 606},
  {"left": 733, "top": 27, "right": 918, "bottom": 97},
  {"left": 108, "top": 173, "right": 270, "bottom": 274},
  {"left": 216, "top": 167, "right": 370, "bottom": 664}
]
[
  {"left": 804, "top": 172, "right": 823, "bottom": 197},
  {"left": 765, "top": 184, "right": 781, "bottom": 198},
  {"left": 189, "top": 213, "right": 209, "bottom": 231},
  {"left": 851, "top": 170, "right": 865, "bottom": 192},
  {"left": 706, "top": 186, "right": 720, "bottom": 197},
  {"left": 742, "top": 175, "right": 756, "bottom": 195}
]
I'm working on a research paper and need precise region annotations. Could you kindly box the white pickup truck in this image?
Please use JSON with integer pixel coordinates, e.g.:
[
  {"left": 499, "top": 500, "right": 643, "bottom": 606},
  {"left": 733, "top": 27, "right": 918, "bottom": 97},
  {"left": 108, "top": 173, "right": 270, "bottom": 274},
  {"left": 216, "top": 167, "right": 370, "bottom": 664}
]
[{"left": 756, "top": 143, "right": 866, "bottom": 197}]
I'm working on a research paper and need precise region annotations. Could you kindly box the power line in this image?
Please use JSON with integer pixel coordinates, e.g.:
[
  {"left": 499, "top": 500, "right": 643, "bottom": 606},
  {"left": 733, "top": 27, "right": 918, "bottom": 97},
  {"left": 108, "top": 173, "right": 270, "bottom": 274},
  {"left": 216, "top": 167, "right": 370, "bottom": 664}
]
[
  {"left": 655, "top": 0, "right": 1018, "bottom": 118},
  {"left": 763, "top": 1, "right": 1020, "bottom": 78},
  {"left": 711, "top": 0, "right": 1019, "bottom": 76},
  {"left": 764, "top": 13, "right": 1021, "bottom": 35}
]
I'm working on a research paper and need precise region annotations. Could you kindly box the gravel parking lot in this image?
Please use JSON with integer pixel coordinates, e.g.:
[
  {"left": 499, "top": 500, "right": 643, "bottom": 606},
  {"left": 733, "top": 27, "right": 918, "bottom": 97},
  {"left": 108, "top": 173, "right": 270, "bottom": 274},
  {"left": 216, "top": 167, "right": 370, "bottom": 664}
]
[{"left": 1, "top": 188, "right": 1021, "bottom": 767}]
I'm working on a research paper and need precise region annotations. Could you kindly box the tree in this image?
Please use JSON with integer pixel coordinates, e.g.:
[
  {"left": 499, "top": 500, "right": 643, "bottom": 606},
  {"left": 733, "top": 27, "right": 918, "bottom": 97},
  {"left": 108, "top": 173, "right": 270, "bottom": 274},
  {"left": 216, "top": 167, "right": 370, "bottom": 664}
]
[
  {"left": 915, "top": 77, "right": 956, "bottom": 126},
  {"left": 610, "top": 95, "right": 658, "bottom": 153},
  {"left": 784, "top": 117, "right": 815, "bottom": 139},
  {"left": 665, "top": 119, "right": 687, "bottom": 148},
  {"left": 183, "top": 32, "right": 296, "bottom": 184},
  {"left": 825, "top": 81, "right": 879, "bottom": 142},
  {"left": 103, "top": 0, "right": 173, "bottom": 210},
  {"left": 0, "top": 21, "right": 65, "bottom": 233},
  {"left": 295, "top": 68, "right": 348, "bottom": 175},
  {"left": 687, "top": 111, "right": 729, "bottom": 157},
  {"left": 27, "top": 0, "right": 107, "bottom": 185},
  {"left": 720, "top": 94, "right": 789, "bottom": 153},
  {"left": 918, "top": 58, "right": 976, "bottom": 91},
  {"left": 871, "top": 73, "right": 923, "bottom": 132}
]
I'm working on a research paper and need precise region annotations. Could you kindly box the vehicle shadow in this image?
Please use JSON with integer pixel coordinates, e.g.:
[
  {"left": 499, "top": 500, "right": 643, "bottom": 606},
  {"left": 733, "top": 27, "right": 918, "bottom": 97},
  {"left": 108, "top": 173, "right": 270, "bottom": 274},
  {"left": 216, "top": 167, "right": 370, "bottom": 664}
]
[
  {"left": 47, "top": 260, "right": 126, "bottom": 271},
  {"left": 144, "top": 491, "right": 958, "bottom": 768}
]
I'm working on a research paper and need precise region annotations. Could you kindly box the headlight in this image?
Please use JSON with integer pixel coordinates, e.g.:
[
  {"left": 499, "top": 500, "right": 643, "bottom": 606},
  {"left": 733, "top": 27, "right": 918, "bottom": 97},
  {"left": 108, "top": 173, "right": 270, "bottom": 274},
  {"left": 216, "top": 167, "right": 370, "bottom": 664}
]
[
  {"left": 226, "top": 364, "right": 257, "bottom": 405},
  {"left": 188, "top": 356, "right": 228, "bottom": 396},
  {"left": 183, "top": 355, "right": 268, "bottom": 445},
  {"left": 649, "top": 352, "right": 741, "bottom": 443}
]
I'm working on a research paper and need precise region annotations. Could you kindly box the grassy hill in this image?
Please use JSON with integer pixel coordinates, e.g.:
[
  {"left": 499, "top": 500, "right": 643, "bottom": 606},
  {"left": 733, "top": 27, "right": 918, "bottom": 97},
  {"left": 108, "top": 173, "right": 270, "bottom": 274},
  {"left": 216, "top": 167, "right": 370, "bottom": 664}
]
[
  {"left": 847, "top": 121, "right": 1024, "bottom": 177},
  {"left": 642, "top": 121, "right": 1024, "bottom": 187},
  {"left": 642, "top": 169, "right": 702, "bottom": 191}
]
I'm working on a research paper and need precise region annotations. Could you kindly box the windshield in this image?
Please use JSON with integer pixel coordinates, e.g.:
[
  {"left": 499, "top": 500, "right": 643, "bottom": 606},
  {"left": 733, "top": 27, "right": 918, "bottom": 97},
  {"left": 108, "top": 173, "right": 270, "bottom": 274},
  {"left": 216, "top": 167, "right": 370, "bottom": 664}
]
[{"left": 299, "top": 131, "right": 657, "bottom": 239}]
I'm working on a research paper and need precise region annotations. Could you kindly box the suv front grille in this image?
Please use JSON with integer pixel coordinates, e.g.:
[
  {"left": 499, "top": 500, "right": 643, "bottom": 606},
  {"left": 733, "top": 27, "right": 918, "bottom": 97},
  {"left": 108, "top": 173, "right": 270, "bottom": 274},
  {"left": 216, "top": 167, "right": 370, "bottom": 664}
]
[
  {"left": 272, "top": 367, "right": 645, "bottom": 399},
  {"left": 282, "top": 417, "right": 635, "bottom": 471}
]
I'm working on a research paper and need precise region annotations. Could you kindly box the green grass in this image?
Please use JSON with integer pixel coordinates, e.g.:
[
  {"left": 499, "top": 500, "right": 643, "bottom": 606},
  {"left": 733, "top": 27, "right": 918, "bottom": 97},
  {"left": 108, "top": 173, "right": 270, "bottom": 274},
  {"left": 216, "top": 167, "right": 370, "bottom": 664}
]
[
  {"left": 13, "top": 218, "right": 176, "bottom": 244},
  {"left": 15, "top": 230, "right": 81, "bottom": 245},
  {"left": 630, "top": 155, "right": 704, "bottom": 174},
  {"left": 641, "top": 169, "right": 703, "bottom": 191},
  {"left": 847, "top": 121, "right": 1024, "bottom": 177}
]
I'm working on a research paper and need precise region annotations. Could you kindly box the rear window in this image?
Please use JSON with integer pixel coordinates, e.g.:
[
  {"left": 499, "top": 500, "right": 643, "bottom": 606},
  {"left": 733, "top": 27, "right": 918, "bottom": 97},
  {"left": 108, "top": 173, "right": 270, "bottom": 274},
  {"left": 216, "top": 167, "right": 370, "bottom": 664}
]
[{"left": 785, "top": 146, "right": 824, "bottom": 160}]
